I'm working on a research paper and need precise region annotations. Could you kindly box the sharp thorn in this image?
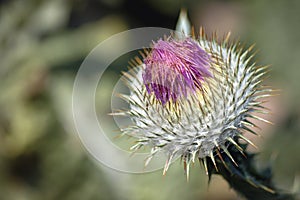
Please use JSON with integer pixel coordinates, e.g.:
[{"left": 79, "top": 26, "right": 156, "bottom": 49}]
[
  {"left": 238, "top": 134, "right": 258, "bottom": 149},
  {"left": 222, "top": 146, "right": 238, "bottom": 167},
  {"left": 227, "top": 137, "right": 247, "bottom": 157},
  {"left": 249, "top": 115, "right": 274, "bottom": 125},
  {"left": 210, "top": 151, "right": 218, "bottom": 172},
  {"left": 227, "top": 137, "right": 244, "bottom": 152},
  {"left": 202, "top": 157, "right": 209, "bottom": 175},
  {"left": 216, "top": 148, "right": 230, "bottom": 170},
  {"left": 163, "top": 155, "right": 173, "bottom": 175}
]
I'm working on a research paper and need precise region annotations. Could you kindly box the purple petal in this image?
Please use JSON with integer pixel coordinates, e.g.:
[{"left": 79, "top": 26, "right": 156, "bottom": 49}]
[{"left": 143, "top": 37, "right": 212, "bottom": 104}]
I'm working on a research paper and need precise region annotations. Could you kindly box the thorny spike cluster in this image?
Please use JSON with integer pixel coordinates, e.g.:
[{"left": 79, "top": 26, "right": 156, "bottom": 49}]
[{"left": 113, "top": 28, "right": 273, "bottom": 180}]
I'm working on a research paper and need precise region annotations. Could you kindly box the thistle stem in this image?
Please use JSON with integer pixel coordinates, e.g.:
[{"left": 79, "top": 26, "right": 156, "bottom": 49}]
[{"left": 206, "top": 141, "right": 295, "bottom": 200}]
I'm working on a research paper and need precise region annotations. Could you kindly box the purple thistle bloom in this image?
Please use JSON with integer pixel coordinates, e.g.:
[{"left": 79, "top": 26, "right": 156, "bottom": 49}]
[
  {"left": 114, "top": 11, "right": 276, "bottom": 190},
  {"left": 143, "top": 37, "right": 212, "bottom": 104}
]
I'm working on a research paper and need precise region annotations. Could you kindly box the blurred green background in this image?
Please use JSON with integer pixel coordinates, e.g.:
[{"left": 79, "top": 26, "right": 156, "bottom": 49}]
[{"left": 0, "top": 0, "right": 300, "bottom": 199}]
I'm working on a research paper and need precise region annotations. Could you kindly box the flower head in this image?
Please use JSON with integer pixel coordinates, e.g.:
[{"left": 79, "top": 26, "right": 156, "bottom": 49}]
[{"left": 114, "top": 29, "right": 272, "bottom": 179}]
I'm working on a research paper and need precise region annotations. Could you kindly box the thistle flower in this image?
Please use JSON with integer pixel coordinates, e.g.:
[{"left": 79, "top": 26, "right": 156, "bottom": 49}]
[
  {"left": 112, "top": 11, "right": 298, "bottom": 200},
  {"left": 116, "top": 26, "right": 272, "bottom": 177}
]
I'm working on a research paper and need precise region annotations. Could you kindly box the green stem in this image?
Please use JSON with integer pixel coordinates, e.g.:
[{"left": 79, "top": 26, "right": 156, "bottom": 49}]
[{"left": 206, "top": 141, "right": 295, "bottom": 200}]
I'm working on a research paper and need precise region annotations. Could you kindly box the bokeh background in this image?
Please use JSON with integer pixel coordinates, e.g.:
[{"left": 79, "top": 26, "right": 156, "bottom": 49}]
[{"left": 1, "top": 0, "right": 300, "bottom": 199}]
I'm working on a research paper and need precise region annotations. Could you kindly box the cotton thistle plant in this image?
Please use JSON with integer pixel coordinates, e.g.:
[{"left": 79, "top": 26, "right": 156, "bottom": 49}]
[{"left": 114, "top": 10, "right": 296, "bottom": 200}]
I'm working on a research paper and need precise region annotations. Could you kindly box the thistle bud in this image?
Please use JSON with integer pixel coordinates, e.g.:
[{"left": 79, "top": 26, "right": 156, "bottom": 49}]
[
  {"left": 111, "top": 8, "right": 278, "bottom": 183},
  {"left": 115, "top": 27, "right": 272, "bottom": 178},
  {"left": 110, "top": 10, "right": 299, "bottom": 199}
]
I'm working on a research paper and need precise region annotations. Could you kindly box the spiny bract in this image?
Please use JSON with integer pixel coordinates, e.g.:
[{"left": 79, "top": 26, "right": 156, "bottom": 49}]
[{"left": 114, "top": 28, "right": 272, "bottom": 179}]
